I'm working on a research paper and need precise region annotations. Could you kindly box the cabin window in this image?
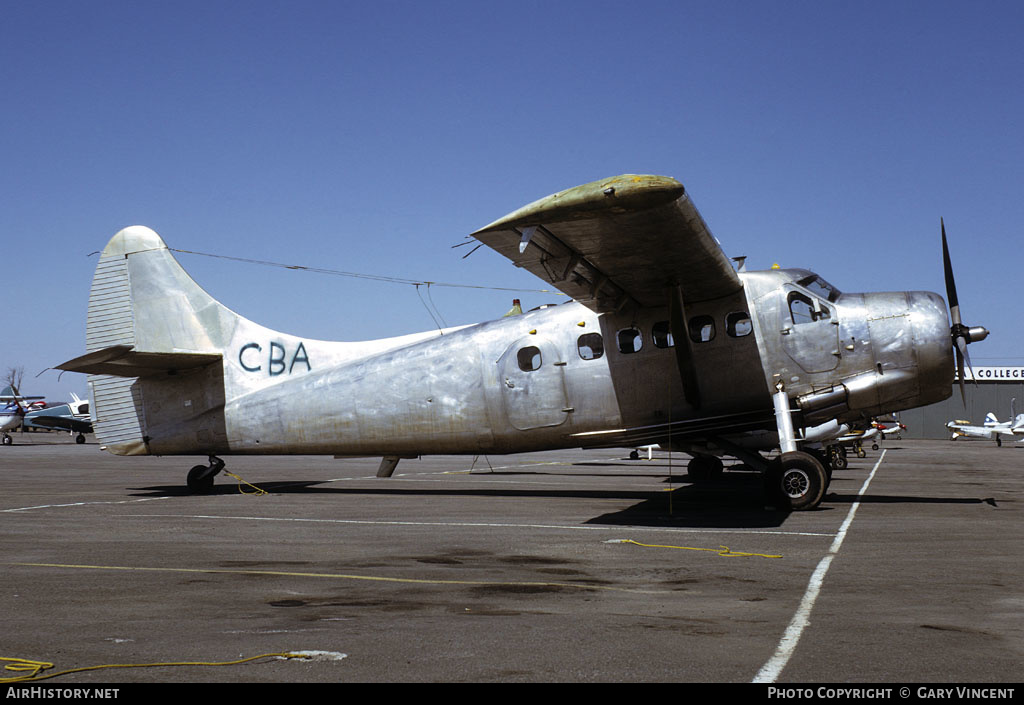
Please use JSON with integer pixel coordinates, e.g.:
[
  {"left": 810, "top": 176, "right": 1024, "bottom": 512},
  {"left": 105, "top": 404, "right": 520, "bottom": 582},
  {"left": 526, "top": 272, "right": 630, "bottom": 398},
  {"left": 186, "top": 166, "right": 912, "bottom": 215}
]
[
  {"left": 577, "top": 333, "right": 604, "bottom": 360},
  {"left": 617, "top": 328, "right": 643, "bottom": 354},
  {"left": 652, "top": 321, "right": 674, "bottom": 348},
  {"left": 726, "top": 312, "right": 752, "bottom": 337},
  {"left": 517, "top": 346, "right": 542, "bottom": 371},
  {"left": 688, "top": 315, "right": 715, "bottom": 343}
]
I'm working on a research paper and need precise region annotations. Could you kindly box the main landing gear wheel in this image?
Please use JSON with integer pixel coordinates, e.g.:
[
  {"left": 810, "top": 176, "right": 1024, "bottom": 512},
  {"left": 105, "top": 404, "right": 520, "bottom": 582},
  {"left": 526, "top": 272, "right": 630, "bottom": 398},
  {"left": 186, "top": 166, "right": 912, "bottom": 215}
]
[
  {"left": 75, "top": 433, "right": 85, "bottom": 444},
  {"left": 2, "top": 434, "right": 11, "bottom": 445},
  {"left": 186, "top": 456, "right": 225, "bottom": 494},
  {"left": 687, "top": 455, "right": 723, "bottom": 483},
  {"left": 765, "top": 450, "right": 828, "bottom": 511}
]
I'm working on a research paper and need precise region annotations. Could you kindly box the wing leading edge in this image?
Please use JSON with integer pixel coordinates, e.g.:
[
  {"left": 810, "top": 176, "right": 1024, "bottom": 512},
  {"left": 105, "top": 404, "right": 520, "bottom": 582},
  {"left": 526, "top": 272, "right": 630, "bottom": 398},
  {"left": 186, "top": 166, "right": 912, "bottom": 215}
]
[{"left": 471, "top": 174, "right": 741, "bottom": 313}]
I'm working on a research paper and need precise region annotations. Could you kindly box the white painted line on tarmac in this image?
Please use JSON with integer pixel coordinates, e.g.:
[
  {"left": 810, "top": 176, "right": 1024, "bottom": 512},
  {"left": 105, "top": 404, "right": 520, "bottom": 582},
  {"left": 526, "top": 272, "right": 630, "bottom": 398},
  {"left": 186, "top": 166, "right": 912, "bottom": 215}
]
[
  {"left": 122, "top": 512, "right": 835, "bottom": 538},
  {"left": 752, "top": 450, "right": 887, "bottom": 683},
  {"left": 1, "top": 496, "right": 170, "bottom": 513}
]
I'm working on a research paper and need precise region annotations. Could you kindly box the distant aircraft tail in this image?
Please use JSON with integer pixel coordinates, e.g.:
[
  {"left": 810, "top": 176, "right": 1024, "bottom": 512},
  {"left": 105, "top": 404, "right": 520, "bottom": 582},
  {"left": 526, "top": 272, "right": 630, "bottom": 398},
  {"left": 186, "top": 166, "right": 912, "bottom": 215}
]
[{"left": 984, "top": 412, "right": 1000, "bottom": 426}]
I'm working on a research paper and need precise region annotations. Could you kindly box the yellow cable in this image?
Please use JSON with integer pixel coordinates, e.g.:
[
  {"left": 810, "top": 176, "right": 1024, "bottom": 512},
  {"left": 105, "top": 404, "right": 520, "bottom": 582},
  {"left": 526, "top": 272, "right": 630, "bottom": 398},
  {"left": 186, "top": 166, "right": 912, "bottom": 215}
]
[
  {"left": 224, "top": 470, "right": 268, "bottom": 495},
  {"left": 1, "top": 652, "right": 311, "bottom": 683},
  {"left": 610, "top": 539, "right": 782, "bottom": 559}
]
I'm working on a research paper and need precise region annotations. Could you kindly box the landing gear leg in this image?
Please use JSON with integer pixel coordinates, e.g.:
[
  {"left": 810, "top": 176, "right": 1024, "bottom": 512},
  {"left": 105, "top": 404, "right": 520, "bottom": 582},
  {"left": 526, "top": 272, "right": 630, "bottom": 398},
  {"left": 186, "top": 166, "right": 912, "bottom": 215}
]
[
  {"left": 187, "top": 455, "right": 225, "bottom": 494},
  {"left": 767, "top": 382, "right": 828, "bottom": 510},
  {"left": 828, "top": 444, "right": 848, "bottom": 470}
]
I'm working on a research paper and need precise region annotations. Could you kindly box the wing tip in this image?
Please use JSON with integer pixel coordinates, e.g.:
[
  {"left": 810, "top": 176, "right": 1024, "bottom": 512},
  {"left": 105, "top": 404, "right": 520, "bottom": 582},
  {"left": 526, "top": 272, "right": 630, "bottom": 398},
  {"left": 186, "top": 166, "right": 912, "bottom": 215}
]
[{"left": 472, "top": 174, "right": 685, "bottom": 236}]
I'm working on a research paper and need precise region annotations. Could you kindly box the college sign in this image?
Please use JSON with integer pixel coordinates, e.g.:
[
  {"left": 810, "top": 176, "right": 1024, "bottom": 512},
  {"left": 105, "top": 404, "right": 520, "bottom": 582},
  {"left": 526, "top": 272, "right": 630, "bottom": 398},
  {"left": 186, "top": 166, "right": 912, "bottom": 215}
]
[{"left": 956, "top": 366, "right": 1024, "bottom": 381}]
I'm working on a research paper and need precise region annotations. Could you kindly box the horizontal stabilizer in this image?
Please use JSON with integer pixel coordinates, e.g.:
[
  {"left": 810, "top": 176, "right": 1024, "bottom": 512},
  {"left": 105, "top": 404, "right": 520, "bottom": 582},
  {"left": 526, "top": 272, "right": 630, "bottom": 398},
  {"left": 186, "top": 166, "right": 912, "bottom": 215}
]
[{"left": 57, "top": 344, "right": 222, "bottom": 378}]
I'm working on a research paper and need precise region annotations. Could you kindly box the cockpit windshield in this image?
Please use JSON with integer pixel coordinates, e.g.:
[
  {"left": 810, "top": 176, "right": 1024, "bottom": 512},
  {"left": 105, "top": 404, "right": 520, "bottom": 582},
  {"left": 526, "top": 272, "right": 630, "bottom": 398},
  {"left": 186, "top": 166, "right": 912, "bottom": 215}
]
[{"left": 797, "top": 275, "right": 842, "bottom": 303}]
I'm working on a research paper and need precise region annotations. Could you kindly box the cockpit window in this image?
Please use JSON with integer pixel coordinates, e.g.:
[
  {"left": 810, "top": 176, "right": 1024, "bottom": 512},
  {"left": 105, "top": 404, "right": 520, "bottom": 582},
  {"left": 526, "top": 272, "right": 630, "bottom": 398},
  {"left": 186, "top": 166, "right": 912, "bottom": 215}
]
[
  {"left": 577, "top": 333, "right": 604, "bottom": 360},
  {"left": 789, "top": 291, "right": 831, "bottom": 324},
  {"left": 517, "top": 346, "right": 542, "bottom": 371},
  {"left": 788, "top": 292, "right": 816, "bottom": 325},
  {"left": 797, "top": 275, "right": 841, "bottom": 302}
]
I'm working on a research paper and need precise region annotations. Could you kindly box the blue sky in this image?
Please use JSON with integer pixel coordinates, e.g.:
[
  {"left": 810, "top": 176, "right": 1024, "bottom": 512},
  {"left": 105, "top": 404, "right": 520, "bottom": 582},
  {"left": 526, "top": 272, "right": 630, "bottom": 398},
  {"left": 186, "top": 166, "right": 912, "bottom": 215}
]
[{"left": 3, "top": 1, "right": 1022, "bottom": 401}]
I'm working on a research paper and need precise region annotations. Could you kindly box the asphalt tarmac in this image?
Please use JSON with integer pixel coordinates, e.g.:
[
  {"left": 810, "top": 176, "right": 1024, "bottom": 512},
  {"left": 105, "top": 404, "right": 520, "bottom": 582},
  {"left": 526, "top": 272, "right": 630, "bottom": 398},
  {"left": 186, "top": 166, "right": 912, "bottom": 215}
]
[{"left": 1, "top": 433, "right": 1021, "bottom": 684}]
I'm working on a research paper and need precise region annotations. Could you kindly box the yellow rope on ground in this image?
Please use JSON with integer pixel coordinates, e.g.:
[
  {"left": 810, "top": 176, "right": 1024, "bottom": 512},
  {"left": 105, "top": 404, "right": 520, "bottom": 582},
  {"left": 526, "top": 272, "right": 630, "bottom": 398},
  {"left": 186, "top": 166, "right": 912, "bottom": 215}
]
[
  {"left": 224, "top": 470, "right": 268, "bottom": 495},
  {"left": 1, "top": 652, "right": 311, "bottom": 683},
  {"left": 610, "top": 539, "right": 782, "bottom": 559}
]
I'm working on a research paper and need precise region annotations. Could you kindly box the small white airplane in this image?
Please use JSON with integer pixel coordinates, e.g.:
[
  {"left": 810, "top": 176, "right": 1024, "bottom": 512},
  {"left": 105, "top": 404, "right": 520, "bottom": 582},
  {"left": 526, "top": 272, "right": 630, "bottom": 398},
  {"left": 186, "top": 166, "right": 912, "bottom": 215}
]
[
  {"left": 0, "top": 385, "right": 46, "bottom": 445},
  {"left": 23, "top": 393, "right": 94, "bottom": 443},
  {"left": 872, "top": 418, "right": 907, "bottom": 440},
  {"left": 947, "top": 407, "right": 1024, "bottom": 446}
]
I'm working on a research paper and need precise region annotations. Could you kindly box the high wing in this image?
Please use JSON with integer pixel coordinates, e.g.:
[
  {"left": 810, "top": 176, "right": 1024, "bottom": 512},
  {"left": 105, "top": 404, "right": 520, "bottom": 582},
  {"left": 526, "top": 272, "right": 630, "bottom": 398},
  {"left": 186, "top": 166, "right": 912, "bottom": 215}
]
[{"left": 471, "top": 174, "right": 741, "bottom": 313}]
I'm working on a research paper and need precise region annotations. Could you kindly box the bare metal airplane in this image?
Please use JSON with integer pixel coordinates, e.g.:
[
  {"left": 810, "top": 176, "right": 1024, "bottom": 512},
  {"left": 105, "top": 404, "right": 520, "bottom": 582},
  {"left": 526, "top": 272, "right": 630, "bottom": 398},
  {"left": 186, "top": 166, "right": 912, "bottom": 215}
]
[{"left": 56, "top": 175, "right": 986, "bottom": 510}]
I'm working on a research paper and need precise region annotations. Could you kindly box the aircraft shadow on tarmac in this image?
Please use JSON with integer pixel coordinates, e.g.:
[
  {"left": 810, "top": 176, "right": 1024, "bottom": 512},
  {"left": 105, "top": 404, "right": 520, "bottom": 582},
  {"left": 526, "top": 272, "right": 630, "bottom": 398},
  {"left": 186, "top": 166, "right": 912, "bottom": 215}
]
[
  {"left": 126, "top": 465, "right": 796, "bottom": 529},
  {"left": 126, "top": 463, "right": 998, "bottom": 530}
]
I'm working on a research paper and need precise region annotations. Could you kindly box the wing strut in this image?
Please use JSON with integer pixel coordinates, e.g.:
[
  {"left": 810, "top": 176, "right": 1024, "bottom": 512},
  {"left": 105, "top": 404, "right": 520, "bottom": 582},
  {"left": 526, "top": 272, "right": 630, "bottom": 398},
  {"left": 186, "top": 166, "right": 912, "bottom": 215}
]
[{"left": 669, "top": 285, "right": 701, "bottom": 409}]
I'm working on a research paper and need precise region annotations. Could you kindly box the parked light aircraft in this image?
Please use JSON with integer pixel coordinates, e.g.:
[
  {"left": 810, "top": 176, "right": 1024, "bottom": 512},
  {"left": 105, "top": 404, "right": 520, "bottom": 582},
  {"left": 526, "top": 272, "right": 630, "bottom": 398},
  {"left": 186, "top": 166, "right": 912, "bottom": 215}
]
[
  {"left": 947, "top": 400, "right": 1024, "bottom": 446},
  {"left": 0, "top": 386, "right": 45, "bottom": 445},
  {"left": 23, "top": 393, "right": 93, "bottom": 443},
  {"left": 55, "top": 174, "right": 987, "bottom": 510}
]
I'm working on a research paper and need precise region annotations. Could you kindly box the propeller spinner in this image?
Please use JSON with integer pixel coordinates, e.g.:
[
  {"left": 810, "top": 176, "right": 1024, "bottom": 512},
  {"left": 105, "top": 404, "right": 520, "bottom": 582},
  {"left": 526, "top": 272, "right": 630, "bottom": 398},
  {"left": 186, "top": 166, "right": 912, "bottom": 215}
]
[{"left": 941, "top": 218, "right": 989, "bottom": 402}]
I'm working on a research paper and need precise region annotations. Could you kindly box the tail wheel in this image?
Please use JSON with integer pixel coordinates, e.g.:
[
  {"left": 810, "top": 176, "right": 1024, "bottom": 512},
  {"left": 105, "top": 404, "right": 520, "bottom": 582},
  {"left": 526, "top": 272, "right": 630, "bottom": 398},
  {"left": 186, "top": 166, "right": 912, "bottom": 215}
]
[
  {"left": 766, "top": 451, "right": 828, "bottom": 511},
  {"left": 187, "top": 465, "right": 215, "bottom": 494}
]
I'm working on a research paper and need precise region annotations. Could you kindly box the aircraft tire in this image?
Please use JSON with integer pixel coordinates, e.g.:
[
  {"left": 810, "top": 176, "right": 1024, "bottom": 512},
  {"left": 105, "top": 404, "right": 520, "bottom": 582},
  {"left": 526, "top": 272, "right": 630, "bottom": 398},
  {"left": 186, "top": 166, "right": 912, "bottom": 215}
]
[
  {"left": 76, "top": 434, "right": 85, "bottom": 444},
  {"left": 687, "top": 455, "right": 723, "bottom": 483},
  {"left": 2, "top": 434, "right": 11, "bottom": 445},
  {"left": 187, "top": 465, "right": 215, "bottom": 494},
  {"left": 766, "top": 451, "right": 827, "bottom": 511}
]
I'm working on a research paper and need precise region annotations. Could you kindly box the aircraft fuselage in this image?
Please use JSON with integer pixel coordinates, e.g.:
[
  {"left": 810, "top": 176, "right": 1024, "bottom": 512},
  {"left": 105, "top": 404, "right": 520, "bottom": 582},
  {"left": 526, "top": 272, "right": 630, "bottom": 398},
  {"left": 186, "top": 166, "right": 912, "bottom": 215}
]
[{"left": 107, "top": 265, "right": 952, "bottom": 459}]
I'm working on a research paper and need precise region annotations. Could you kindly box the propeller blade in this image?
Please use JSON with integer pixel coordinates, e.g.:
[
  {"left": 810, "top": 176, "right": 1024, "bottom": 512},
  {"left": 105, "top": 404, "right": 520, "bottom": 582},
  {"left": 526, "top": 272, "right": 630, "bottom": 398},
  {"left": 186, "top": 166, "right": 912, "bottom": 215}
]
[
  {"left": 941, "top": 218, "right": 962, "bottom": 328},
  {"left": 955, "top": 344, "right": 966, "bottom": 405}
]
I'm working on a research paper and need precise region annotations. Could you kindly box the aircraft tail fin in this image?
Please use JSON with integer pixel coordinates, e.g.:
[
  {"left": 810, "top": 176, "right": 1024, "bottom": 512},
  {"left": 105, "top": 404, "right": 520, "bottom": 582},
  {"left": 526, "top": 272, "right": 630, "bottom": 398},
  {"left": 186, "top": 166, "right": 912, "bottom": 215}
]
[
  {"left": 81, "top": 226, "right": 231, "bottom": 358},
  {"left": 59, "top": 226, "right": 235, "bottom": 455},
  {"left": 984, "top": 412, "right": 999, "bottom": 426}
]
